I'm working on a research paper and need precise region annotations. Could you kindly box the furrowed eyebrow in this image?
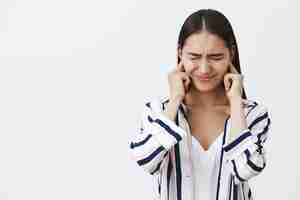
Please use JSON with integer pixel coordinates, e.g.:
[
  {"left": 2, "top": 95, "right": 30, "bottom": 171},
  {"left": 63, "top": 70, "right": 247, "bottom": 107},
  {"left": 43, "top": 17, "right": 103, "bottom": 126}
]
[{"left": 187, "top": 52, "right": 224, "bottom": 57}]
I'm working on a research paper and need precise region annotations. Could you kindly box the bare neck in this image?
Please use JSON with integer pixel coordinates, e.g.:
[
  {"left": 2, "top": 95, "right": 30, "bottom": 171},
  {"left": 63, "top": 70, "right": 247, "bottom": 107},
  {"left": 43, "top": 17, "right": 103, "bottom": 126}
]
[{"left": 184, "top": 84, "right": 230, "bottom": 111}]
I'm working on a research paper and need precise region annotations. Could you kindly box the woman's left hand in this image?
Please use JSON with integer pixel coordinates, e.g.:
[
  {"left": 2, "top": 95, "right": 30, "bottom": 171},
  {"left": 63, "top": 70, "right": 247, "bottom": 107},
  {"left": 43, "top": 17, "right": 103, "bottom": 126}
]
[{"left": 224, "top": 62, "right": 244, "bottom": 101}]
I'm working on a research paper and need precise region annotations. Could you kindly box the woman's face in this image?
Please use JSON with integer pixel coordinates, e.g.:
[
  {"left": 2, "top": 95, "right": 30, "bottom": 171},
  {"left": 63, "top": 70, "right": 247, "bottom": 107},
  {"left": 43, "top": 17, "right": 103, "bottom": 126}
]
[{"left": 178, "top": 31, "right": 234, "bottom": 92}]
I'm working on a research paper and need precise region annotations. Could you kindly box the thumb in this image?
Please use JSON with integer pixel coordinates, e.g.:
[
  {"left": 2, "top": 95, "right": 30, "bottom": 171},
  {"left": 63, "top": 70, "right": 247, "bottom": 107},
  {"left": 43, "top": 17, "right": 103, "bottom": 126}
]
[
  {"left": 224, "top": 74, "right": 234, "bottom": 91},
  {"left": 183, "top": 75, "right": 191, "bottom": 92}
]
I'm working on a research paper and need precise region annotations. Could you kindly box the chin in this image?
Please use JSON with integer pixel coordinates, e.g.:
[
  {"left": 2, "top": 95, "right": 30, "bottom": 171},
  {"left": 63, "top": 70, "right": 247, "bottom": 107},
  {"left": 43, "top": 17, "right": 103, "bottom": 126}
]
[
  {"left": 193, "top": 84, "right": 215, "bottom": 92},
  {"left": 193, "top": 81, "right": 222, "bottom": 92}
]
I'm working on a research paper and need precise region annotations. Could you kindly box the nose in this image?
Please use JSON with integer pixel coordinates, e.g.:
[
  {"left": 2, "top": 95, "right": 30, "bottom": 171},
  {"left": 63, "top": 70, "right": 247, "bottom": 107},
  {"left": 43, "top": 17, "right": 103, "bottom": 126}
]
[{"left": 197, "top": 59, "right": 211, "bottom": 75}]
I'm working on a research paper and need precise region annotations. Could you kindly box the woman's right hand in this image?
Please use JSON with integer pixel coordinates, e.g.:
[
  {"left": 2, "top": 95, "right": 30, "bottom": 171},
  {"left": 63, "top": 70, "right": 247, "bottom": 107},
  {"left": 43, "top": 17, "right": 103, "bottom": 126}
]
[{"left": 167, "top": 59, "right": 191, "bottom": 104}]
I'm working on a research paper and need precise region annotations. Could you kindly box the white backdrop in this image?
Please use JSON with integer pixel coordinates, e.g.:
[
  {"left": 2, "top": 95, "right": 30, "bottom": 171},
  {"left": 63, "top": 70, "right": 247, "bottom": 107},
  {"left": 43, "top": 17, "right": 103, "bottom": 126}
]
[{"left": 0, "top": 0, "right": 298, "bottom": 199}]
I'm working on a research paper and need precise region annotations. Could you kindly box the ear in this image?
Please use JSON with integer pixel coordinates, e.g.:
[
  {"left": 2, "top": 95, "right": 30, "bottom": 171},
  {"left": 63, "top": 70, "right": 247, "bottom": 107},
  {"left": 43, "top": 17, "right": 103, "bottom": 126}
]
[{"left": 177, "top": 47, "right": 182, "bottom": 59}]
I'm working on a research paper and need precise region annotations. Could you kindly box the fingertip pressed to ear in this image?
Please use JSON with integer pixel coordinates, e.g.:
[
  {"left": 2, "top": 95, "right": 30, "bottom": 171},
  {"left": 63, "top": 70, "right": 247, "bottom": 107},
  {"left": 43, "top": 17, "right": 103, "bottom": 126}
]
[{"left": 178, "top": 61, "right": 185, "bottom": 72}]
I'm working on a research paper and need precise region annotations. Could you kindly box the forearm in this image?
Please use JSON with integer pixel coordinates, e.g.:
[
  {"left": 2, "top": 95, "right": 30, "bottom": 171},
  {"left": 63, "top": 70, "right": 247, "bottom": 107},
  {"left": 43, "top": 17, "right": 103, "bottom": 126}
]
[
  {"left": 228, "top": 97, "right": 248, "bottom": 143},
  {"left": 224, "top": 98, "right": 271, "bottom": 183}
]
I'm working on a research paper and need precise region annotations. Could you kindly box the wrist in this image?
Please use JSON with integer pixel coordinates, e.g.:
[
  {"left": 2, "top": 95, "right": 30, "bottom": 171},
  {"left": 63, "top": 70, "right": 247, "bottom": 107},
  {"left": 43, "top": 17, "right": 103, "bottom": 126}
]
[
  {"left": 161, "top": 98, "right": 181, "bottom": 122},
  {"left": 169, "top": 96, "right": 182, "bottom": 106},
  {"left": 166, "top": 99, "right": 181, "bottom": 112}
]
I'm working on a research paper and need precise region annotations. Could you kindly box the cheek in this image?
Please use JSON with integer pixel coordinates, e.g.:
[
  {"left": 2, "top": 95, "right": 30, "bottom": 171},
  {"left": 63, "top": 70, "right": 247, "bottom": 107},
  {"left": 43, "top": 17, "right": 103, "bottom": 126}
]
[
  {"left": 214, "top": 61, "right": 229, "bottom": 74},
  {"left": 182, "top": 59, "right": 196, "bottom": 72}
]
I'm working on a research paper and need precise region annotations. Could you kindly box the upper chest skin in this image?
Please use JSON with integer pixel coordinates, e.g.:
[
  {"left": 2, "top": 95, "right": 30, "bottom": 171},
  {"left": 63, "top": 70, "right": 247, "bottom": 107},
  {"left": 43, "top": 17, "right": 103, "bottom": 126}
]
[{"left": 186, "top": 106, "right": 230, "bottom": 151}]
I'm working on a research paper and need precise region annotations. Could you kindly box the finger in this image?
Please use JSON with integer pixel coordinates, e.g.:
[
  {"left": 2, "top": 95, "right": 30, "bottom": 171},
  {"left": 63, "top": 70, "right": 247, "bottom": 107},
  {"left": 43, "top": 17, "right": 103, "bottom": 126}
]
[
  {"left": 229, "top": 62, "right": 239, "bottom": 74},
  {"left": 182, "top": 75, "right": 191, "bottom": 92},
  {"left": 223, "top": 74, "right": 234, "bottom": 91},
  {"left": 184, "top": 75, "right": 191, "bottom": 87},
  {"left": 225, "top": 73, "right": 241, "bottom": 84},
  {"left": 224, "top": 80, "right": 230, "bottom": 91},
  {"left": 180, "top": 72, "right": 190, "bottom": 82}
]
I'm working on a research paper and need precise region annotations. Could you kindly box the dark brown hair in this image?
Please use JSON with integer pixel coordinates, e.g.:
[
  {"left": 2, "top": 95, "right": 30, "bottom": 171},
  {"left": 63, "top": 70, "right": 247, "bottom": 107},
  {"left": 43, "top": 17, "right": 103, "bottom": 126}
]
[{"left": 177, "top": 9, "right": 247, "bottom": 99}]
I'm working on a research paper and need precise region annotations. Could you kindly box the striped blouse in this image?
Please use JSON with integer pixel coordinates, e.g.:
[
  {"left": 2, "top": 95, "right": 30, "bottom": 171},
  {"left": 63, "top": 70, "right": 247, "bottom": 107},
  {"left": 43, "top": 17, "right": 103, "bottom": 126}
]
[{"left": 129, "top": 96, "right": 271, "bottom": 200}]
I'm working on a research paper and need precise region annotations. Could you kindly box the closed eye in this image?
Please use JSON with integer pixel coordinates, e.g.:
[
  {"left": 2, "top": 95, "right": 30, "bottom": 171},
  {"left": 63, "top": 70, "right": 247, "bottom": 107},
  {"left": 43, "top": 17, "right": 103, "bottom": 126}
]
[
  {"left": 190, "top": 56, "right": 224, "bottom": 60},
  {"left": 211, "top": 57, "right": 223, "bottom": 60}
]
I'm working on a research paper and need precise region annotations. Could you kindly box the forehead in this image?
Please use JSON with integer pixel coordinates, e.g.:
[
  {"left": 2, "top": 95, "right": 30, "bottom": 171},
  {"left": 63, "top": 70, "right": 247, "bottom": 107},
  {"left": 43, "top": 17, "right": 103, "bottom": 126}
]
[{"left": 182, "top": 31, "right": 228, "bottom": 53}]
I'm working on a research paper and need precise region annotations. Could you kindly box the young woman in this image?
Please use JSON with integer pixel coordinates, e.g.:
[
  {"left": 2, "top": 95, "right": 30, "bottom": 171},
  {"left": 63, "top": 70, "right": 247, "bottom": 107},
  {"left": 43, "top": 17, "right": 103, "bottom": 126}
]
[{"left": 129, "top": 9, "right": 271, "bottom": 200}]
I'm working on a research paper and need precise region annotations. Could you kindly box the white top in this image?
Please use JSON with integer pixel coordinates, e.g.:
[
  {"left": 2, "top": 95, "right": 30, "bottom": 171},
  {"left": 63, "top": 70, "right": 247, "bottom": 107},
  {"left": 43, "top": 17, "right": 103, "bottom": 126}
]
[{"left": 191, "top": 133, "right": 223, "bottom": 200}]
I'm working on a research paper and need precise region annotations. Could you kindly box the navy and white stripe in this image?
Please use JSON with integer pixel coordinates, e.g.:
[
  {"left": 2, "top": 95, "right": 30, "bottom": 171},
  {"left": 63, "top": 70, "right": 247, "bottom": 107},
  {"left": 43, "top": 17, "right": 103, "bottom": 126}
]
[
  {"left": 129, "top": 98, "right": 186, "bottom": 176},
  {"left": 223, "top": 102, "right": 271, "bottom": 184},
  {"left": 174, "top": 112, "right": 182, "bottom": 200},
  {"left": 129, "top": 97, "right": 271, "bottom": 200}
]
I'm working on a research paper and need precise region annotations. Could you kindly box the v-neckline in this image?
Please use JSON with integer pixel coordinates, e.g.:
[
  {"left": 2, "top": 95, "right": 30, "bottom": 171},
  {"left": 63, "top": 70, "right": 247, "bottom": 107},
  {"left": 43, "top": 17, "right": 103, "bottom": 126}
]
[
  {"left": 191, "top": 132, "right": 222, "bottom": 153},
  {"left": 190, "top": 116, "right": 230, "bottom": 153}
]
